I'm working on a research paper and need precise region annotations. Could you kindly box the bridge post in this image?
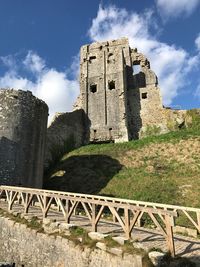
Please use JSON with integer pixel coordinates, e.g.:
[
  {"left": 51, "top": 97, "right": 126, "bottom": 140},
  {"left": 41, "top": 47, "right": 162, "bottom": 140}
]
[
  {"left": 42, "top": 195, "right": 48, "bottom": 218},
  {"left": 65, "top": 199, "right": 70, "bottom": 223},
  {"left": 91, "top": 203, "right": 97, "bottom": 232},
  {"left": 165, "top": 215, "right": 175, "bottom": 257},
  {"left": 197, "top": 212, "right": 200, "bottom": 233},
  {"left": 124, "top": 208, "right": 131, "bottom": 239}
]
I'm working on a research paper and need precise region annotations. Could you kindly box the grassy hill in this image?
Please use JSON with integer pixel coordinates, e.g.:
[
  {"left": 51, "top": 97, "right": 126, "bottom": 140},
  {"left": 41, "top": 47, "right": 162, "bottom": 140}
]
[{"left": 44, "top": 109, "right": 200, "bottom": 208}]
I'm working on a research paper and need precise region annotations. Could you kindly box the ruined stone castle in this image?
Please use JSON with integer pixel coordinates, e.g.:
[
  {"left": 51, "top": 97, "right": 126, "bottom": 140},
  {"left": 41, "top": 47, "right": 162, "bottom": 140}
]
[
  {"left": 45, "top": 38, "right": 188, "bottom": 167},
  {"left": 74, "top": 38, "right": 165, "bottom": 142},
  {"left": 0, "top": 37, "right": 188, "bottom": 187}
]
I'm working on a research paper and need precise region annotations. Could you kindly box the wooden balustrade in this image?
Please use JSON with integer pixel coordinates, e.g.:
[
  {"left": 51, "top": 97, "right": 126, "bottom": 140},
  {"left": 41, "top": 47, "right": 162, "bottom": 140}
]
[{"left": 0, "top": 185, "right": 199, "bottom": 257}]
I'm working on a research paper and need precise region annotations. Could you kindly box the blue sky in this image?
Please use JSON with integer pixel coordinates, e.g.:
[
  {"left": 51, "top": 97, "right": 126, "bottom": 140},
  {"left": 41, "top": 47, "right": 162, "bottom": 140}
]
[{"left": 0, "top": 0, "right": 200, "bottom": 121}]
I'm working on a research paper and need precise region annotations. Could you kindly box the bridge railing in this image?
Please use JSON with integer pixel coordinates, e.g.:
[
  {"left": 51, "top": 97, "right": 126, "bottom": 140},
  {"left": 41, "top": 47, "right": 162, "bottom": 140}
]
[{"left": 0, "top": 185, "right": 199, "bottom": 257}]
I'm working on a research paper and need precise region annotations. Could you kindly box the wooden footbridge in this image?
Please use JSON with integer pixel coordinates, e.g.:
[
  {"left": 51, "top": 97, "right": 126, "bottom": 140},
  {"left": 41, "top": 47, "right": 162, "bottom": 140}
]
[{"left": 0, "top": 185, "right": 200, "bottom": 259}]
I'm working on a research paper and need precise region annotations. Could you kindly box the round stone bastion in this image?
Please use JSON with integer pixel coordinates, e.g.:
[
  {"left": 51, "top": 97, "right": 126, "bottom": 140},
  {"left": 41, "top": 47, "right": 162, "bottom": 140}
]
[{"left": 0, "top": 89, "right": 48, "bottom": 188}]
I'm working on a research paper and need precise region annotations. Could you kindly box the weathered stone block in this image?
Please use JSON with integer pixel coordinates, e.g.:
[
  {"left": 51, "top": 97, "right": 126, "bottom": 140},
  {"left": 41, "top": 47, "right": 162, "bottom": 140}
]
[
  {"left": 42, "top": 218, "right": 56, "bottom": 225},
  {"left": 133, "top": 242, "right": 149, "bottom": 252},
  {"left": 107, "top": 247, "right": 123, "bottom": 256},
  {"left": 59, "top": 223, "right": 76, "bottom": 231},
  {"left": 96, "top": 242, "right": 107, "bottom": 251},
  {"left": 88, "top": 232, "right": 108, "bottom": 241},
  {"left": 112, "top": 236, "right": 128, "bottom": 245},
  {"left": 148, "top": 251, "right": 165, "bottom": 266}
]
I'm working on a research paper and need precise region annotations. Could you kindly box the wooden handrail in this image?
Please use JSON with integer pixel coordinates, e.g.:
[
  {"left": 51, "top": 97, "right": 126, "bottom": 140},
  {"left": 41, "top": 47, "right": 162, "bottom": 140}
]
[
  {"left": 0, "top": 185, "right": 199, "bottom": 213},
  {"left": 0, "top": 185, "right": 199, "bottom": 257}
]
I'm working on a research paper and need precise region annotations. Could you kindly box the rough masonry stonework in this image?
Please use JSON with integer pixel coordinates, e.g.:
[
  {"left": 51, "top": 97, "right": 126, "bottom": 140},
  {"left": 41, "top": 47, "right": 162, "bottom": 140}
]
[
  {"left": 46, "top": 38, "right": 191, "bottom": 157},
  {"left": 0, "top": 89, "right": 48, "bottom": 188},
  {"left": 74, "top": 37, "right": 164, "bottom": 142},
  {"left": 0, "top": 216, "right": 144, "bottom": 267},
  {"left": 45, "top": 109, "right": 89, "bottom": 168}
]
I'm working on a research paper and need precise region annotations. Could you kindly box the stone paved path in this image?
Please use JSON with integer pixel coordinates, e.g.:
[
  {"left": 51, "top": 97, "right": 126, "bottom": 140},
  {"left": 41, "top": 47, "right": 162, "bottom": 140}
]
[{"left": 0, "top": 201, "right": 200, "bottom": 265}]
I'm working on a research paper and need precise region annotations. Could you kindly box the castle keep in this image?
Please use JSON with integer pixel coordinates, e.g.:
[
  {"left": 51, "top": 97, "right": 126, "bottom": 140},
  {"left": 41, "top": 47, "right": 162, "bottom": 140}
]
[{"left": 75, "top": 38, "right": 164, "bottom": 142}]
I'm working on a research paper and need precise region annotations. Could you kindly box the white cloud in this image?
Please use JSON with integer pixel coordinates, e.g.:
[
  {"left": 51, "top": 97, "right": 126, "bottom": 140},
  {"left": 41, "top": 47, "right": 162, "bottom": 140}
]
[
  {"left": 88, "top": 5, "right": 198, "bottom": 106},
  {"left": 155, "top": 0, "right": 200, "bottom": 19},
  {"left": 0, "top": 55, "right": 16, "bottom": 68},
  {"left": 0, "top": 71, "right": 34, "bottom": 90},
  {"left": 195, "top": 34, "right": 200, "bottom": 51},
  {"left": 0, "top": 52, "right": 79, "bottom": 122},
  {"left": 36, "top": 69, "right": 79, "bottom": 120},
  {"left": 89, "top": 7, "right": 157, "bottom": 54},
  {"left": 67, "top": 54, "right": 80, "bottom": 80},
  {"left": 23, "top": 51, "right": 45, "bottom": 74}
]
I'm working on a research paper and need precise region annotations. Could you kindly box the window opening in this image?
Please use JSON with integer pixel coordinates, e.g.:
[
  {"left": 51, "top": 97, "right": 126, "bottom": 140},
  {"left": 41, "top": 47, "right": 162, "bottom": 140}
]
[
  {"left": 89, "top": 56, "right": 96, "bottom": 60},
  {"left": 107, "top": 53, "right": 114, "bottom": 64},
  {"left": 109, "top": 128, "right": 112, "bottom": 140},
  {"left": 108, "top": 81, "right": 115, "bottom": 90},
  {"left": 133, "top": 64, "right": 141, "bottom": 74},
  {"left": 93, "top": 129, "right": 97, "bottom": 140},
  {"left": 142, "top": 92, "right": 147, "bottom": 99},
  {"left": 89, "top": 56, "right": 96, "bottom": 63},
  {"left": 90, "top": 84, "right": 97, "bottom": 93}
]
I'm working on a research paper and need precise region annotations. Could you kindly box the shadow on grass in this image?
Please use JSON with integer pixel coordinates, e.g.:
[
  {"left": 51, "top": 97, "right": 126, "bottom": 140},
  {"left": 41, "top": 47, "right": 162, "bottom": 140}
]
[{"left": 44, "top": 154, "right": 123, "bottom": 194}]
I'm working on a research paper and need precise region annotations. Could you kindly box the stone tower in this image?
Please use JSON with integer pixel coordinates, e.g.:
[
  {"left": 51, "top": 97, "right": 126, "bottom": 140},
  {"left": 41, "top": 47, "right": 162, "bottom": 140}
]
[
  {"left": 0, "top": 89, "right": 48, "bottom": 188},
  {"left": 75, "top": 38, "right": 164, "bottom": 142}
]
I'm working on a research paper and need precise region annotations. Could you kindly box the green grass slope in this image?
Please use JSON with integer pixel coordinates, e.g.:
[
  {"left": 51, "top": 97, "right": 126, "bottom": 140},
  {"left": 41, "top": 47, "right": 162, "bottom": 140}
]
[{"left": 44, "top": 109, "right": 200, "bottom": 208}]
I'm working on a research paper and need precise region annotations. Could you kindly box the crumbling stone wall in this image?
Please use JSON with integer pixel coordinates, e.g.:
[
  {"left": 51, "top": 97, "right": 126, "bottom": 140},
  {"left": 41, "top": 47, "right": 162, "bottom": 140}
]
[
  {"left": 75, "top": 38, "right": 165, "bottom": 142},
  {"left": 0, "top": 89, "right": 48, "bottom": 188},
  {"left": 0, "top": 216, "right": 144, "bottom": 267},
  {"left": 128, "top": 47, "right": 164, "bottom": 138},
  {"left": 45, "top": 109, "right": 89, "bottom": 168}
]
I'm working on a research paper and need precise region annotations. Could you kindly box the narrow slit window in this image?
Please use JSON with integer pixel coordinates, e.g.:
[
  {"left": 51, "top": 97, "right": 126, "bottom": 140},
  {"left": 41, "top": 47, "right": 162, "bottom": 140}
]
[
  {"left": 109, "top": 128, "right": 112, "bottom": 139},
  {"left": 90, "top": 84, "right": 97, "bottom": 93},
  {"left": 142, "top": 92, "right": 147, "bottom": 99},
  {"left": 93, "top": 129, "right": 97, "bottom": 139},
  {"left": 108, "top": 81, "right": 115, "bottom": 90}
]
